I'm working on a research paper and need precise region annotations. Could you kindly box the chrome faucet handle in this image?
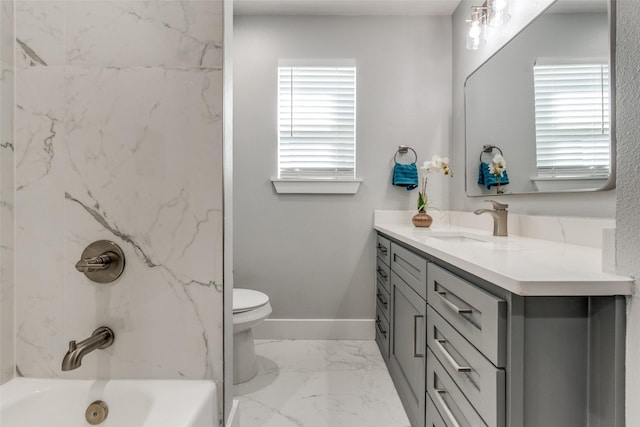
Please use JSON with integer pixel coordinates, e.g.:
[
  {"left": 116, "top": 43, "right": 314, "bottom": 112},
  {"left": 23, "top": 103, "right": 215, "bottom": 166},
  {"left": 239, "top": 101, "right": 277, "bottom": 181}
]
[
  {"left": 76, "top": 241, "right": 126, "bottom": 283},
  {"left": 485, "top": 200, "right": 508, "bottom": 210}
]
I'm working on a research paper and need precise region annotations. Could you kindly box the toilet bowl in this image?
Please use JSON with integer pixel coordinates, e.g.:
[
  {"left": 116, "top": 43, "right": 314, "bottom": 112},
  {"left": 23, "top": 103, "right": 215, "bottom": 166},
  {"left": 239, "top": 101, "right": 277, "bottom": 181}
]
[{"left": 233, "top": 288, "right": 272, "bottom": 384}]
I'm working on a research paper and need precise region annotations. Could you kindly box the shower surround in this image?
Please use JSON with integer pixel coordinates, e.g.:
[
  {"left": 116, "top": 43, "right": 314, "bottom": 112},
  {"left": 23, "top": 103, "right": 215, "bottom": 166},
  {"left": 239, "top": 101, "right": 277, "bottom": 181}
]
[
  {"left": 0, "top": 0, "right": 15, "bottom": 385},
  {"left": 13, "top": 0, "right": 224, "bottom": 387}
]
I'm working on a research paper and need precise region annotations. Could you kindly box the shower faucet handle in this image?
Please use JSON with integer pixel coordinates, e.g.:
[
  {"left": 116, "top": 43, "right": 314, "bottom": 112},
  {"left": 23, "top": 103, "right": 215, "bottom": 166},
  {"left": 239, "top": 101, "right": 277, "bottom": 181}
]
[
  {"left": 75, "top": 240, "right": 126, "bottom": 283},
  {"left": 75, "top": 254, "right": 115, "bottom": 272}
]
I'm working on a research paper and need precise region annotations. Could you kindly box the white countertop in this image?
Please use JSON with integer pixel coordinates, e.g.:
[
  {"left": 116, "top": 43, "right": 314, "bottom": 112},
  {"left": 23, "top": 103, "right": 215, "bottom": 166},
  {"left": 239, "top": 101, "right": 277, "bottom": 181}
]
[{"left": 374, "top": 222, "right": 633, "bottom": 296}]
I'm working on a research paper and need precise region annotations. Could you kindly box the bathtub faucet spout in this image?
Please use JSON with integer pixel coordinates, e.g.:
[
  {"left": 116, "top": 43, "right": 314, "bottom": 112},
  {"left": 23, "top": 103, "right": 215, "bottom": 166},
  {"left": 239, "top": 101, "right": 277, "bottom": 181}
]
[{"left": 61, "top": 327, "right": 114, "bottom": 371}]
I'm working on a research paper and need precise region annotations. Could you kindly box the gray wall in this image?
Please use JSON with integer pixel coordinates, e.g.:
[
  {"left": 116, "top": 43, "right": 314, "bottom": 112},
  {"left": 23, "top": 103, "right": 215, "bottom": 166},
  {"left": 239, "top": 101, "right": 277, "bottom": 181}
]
[
  {"left": 234, "top": 15, "right": 452, "bottom": 320},
  {"left": 615, "top": 0, "right": 640, "bottom": 423},
  {"left": 451, "top": 0, "right": 616, "bottom": 216}
]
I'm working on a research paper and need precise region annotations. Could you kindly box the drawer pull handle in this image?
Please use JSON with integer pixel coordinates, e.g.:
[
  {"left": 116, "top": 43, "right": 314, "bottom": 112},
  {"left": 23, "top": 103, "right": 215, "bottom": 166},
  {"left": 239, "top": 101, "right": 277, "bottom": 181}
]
[
  {"left": 436, "top": 291, "right": 472, "bottom": 314},
  {"left": 375, "top": 318, "right": 387, "bottom": 337},
  {"left": 376, "top": 268, "right": 388, "bottom": 280},
  {"left": 435, "top": 339, "right": 472, "bottom": 373},
  {"left": 376, "top": 244, "right": 388, "bottom": 254},
  {"left": 413, "top": 315, "right": 424, "bottom": 358},
  {"left": 376, "top": 293, "right": 388, "bottom": 307},
  {"left": 434, "top": 389, "right": 462, "bottom": 427}
]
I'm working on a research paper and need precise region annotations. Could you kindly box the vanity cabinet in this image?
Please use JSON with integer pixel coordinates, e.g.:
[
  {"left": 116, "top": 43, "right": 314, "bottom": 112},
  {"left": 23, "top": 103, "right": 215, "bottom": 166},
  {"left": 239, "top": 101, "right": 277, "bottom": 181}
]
[
  {"left": 426, "top": 263, "right": 506, "bottom": 427},
  {"left": 375, "top": 235, "right": 392, "bottom": 359},
  {"left": 375, "top": 238, "right": 429, "bottom": 427},
  {"left": 389, "top": 270, "right": 427, "bottom": 427},
  {"left": 375, "top": 232, "right": 626, "bottom": 427}
]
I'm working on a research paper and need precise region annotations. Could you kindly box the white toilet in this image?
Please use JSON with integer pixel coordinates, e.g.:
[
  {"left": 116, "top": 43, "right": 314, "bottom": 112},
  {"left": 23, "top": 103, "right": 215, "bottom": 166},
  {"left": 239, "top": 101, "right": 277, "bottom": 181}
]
[{"left": 233, "top": 288, "right": 272, "bottom": 384}]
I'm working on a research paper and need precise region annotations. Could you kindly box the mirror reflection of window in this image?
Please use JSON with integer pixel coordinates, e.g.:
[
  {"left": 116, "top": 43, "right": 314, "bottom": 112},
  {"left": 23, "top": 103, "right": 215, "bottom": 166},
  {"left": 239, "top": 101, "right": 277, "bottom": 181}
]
[{"left": 533, "top": 62, "right": 610, "bottom": 178}]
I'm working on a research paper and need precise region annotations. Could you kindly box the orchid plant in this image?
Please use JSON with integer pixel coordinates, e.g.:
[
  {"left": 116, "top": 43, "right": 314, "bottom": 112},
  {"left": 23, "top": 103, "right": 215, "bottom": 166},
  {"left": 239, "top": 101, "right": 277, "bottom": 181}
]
[
  {"left": 417, "top": 155, "right": 453, "bottom": 212},
  {"left": 489, "top": 154, "right": 507, "bottom": 194}
]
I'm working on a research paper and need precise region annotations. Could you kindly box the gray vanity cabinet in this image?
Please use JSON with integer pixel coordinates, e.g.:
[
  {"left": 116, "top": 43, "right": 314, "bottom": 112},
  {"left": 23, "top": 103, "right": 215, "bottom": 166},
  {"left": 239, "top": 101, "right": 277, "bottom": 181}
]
[
  {"left": 426, "top": 263, "right": 506, "bottom": 427},
  {"left": 375, "top": 235, "right": 392, "bottom": 358},
  {"left": 375, "top": 232, "right": 626, "bottom": 427},
  {"left": 373, "top": 240, "right": 429, "bottom": 427},
  {"left": 389, "top": 270, "right": 427, "bottom": 427}
]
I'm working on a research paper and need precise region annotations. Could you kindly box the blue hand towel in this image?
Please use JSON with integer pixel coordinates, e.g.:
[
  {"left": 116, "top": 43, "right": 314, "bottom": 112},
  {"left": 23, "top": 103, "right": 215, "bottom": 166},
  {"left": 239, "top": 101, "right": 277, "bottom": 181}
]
[
  {"left": 478, "top": 162, "right": 509, "bottom": 190},
  {"left": 393, "top": 163, "right": 419, "bottom": 191}
]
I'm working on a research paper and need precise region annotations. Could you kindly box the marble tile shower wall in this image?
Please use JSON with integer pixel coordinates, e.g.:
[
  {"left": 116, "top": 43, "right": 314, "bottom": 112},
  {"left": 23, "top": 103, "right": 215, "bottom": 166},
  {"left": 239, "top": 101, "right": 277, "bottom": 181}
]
[
  {"left": 1, "top": 0, "right": 15, "bottom": 385},
  {"left": 14, "top": 0, "right": 224, "bottom": 383}
]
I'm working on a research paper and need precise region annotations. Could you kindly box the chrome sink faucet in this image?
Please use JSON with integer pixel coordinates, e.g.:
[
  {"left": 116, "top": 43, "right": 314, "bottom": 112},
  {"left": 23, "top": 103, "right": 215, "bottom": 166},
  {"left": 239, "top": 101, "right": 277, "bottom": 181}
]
[
  {"left": 61, "top": 327, "right": 114, "bottom": 371},
  {"left": 474, "top": 200, "right": 508, "bottom": 236}
]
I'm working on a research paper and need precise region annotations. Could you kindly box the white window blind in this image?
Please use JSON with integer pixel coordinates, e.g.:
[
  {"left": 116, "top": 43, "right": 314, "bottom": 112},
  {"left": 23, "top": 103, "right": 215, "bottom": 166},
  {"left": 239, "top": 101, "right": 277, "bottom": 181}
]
[
  {"left": 533, "top": 64, "right": 610, "bottom": 176},
  {"left": 278, "top": 66, "right": 356, "bottom": 179}
]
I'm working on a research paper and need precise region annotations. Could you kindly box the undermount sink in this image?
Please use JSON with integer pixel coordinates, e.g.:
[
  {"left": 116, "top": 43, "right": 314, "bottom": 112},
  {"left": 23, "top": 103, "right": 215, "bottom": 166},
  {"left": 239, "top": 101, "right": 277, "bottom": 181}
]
[
  {"left": 431, "top": 235, "right": 487, "bottom": 243},
  {"left": 428, "top": 233, "right": 521, "bottom": 250}
]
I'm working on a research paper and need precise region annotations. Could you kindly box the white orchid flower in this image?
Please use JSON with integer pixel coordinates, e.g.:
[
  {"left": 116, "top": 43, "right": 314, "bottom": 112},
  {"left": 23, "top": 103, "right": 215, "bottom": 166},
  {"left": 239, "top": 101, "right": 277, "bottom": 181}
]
[
  {"left": 420, "top": 155, "right": 451, "bottom": 176},
  {"left": 489, "top": 154, "right": 507, "bottom": 177},
  {"left": 419, "top": 160, "right": 433, "bottom": 176}
]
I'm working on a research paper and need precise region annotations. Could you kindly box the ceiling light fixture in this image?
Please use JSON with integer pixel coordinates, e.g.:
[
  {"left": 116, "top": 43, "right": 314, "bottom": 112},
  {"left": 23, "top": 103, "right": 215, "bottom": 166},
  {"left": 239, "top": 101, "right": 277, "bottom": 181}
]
[
  {"left": 465, "top": 0, "right": 511, "bottom": 51},
  {"left": 466, "top": 6, "right": 487, "bottom": 51},
  {"left": 487, "top": 0, "right": 511, "bottom": 26}
]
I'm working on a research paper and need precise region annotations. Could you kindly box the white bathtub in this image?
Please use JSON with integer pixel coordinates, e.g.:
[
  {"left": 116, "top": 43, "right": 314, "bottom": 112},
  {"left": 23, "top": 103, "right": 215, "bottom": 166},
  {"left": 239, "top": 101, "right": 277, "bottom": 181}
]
[{"left": 0, "top": 377, "right": 217, "bottom": 427}]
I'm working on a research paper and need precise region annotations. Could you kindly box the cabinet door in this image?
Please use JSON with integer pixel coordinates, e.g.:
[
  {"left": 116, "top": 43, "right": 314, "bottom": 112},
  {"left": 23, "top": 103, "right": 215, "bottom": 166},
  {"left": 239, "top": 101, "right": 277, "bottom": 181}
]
[{"left": 389, "top": 271, "right": 427, "bottom": 427}]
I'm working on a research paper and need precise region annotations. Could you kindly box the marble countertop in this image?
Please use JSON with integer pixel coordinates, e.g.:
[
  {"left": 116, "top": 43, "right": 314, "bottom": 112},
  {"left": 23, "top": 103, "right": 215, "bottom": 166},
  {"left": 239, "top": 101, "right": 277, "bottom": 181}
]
[{"left": 374, "top": 222, "right": 633, "bottom": 297}]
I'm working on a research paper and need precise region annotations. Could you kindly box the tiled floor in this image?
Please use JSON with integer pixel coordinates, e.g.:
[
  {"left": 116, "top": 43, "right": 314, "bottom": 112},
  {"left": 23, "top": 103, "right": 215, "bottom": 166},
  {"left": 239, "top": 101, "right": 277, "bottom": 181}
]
[{"left": 234, "top": 340, "right": 411, "bottom": 427}]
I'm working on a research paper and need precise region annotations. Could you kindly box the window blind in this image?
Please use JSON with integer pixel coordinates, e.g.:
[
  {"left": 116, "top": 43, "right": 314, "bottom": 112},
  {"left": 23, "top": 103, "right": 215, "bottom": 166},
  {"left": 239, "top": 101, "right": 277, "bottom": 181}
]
[
  {"left": 533, "top": 64, "right": 610, "bottom": 176},
  {"left": 278, "top": 66, "right": 356, "bottom": 179}
]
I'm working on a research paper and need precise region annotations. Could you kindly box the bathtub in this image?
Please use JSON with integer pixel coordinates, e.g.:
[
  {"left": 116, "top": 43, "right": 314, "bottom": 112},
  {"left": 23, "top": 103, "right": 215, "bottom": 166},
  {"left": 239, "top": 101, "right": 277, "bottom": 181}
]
[{"left": 0, "top": 377, "right": 217, "bottom": 427}]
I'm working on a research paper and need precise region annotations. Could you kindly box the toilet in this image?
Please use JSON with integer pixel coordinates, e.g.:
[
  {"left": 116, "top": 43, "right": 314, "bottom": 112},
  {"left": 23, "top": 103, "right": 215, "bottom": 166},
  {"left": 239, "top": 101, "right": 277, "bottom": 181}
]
[{"left": 233, "top": 288, "right": 272, "bottom": 384}]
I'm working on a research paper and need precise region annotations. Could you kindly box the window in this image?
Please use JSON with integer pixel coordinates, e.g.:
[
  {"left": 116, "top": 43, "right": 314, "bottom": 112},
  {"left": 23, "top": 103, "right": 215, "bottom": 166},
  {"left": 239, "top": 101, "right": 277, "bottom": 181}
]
[
  {"left": 277, "top": 65, "right": 357, "bottom": 180},
  {"left": 533, "top": 63, "right": 610, "bottom": 177}
]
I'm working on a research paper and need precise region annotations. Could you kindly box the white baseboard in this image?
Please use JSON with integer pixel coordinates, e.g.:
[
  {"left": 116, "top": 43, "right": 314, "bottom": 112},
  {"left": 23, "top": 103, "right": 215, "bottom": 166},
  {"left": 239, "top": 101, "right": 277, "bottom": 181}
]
[
  {"left": 225, "top": 399, "right": 239, "bottom": 427},
  {"left": 253, "top": 319, "right": 375, "bottom": 340}
]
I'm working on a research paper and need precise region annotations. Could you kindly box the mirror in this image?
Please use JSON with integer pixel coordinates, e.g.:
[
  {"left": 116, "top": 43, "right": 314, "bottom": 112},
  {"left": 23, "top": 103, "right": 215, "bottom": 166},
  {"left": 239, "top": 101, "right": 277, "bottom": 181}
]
[{"left": 465, "top": 0, "right": 614, "bottom": 195}]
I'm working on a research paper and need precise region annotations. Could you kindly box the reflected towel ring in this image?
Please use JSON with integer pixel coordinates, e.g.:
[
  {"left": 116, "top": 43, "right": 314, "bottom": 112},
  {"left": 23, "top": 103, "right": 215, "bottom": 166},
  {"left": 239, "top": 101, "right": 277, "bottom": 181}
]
[
  {"left": 479, "top": 144, "right": 504, "bottom": 162},
  {"left": 394, "top": 145, "right": 417, "bottom": 164}
]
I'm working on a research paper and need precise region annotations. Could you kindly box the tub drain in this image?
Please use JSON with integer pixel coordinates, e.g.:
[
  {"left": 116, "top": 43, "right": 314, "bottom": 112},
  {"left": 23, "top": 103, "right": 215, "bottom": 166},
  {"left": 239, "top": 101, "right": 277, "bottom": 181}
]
[{"left": 85, "top": 400, "right": 108, "bottom": 425}]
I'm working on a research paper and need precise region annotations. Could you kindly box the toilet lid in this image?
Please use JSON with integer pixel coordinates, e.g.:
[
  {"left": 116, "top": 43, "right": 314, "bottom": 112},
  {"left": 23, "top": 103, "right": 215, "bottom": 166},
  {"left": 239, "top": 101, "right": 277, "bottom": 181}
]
[{"left": 233, "top": 288, "right": 269, "bottom": 313}]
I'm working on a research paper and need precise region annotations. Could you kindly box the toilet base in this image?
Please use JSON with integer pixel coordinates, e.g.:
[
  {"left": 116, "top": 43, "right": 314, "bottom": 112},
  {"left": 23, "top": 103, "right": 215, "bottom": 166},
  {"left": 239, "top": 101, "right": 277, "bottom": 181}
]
[{"left": 233, "top": 328, "right": 259, "bottom": 384}]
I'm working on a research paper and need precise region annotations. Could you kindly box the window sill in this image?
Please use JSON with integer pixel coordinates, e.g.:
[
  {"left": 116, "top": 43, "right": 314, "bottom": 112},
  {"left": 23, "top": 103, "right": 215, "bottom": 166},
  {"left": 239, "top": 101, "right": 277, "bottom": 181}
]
[
  {"left": 530, "top": 175, "right": 609, "bottom": 191},
  {"left": 271, "top": 178, "right": 363, "bottom": 194}
]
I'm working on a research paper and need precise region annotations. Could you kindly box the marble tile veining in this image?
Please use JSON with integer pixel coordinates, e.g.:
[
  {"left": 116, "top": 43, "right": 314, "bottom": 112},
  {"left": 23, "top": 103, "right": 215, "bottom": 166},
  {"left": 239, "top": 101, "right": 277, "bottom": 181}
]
[
  {"left": 65, "top": 1, "right": 223, "bottom": 68},
  {"left": 235, "top": 340, "right": 411, "bottom": 427},
  {"left": 14, "top": 0, "right": 224, "bottom": 389}
]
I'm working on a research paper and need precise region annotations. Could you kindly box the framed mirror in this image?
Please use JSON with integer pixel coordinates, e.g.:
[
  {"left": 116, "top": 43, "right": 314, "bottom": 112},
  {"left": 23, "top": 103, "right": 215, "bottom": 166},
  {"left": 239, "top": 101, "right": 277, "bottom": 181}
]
[{"left": 464, "top": 0, "right": 615, "bottom": 196}]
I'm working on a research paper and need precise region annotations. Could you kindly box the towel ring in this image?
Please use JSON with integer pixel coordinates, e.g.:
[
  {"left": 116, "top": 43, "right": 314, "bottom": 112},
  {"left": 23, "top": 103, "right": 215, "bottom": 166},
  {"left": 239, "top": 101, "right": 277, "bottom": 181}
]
[
  {"left": 394, "top": 145, "right": 417, "bottom": 164},
  {"left": 479, "top": 145, "right": 504, "bottom": 163}
]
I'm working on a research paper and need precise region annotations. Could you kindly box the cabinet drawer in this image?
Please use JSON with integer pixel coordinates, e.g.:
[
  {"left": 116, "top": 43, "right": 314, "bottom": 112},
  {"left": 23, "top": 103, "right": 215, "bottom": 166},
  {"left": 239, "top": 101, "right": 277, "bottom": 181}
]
[
  {"left": 428, "top": 264, "right": 506, "bottom": 367},
  {"left": 376, "top": 234, "right": 391, "bottom": 266},
  {"left": 376, "top": 280, "right": 390, "bottom": 321},
  {"left": 376, "top": 258, "right": 390, "bottom": 293},
  {"left": 391, "top": 243, "right": 428, "bottom": 300},
  {"left": 427, "top": 306, "right": 505, "bottom": 427},
  {"left": 427, "top": 350, "right": 488, "bottom": 427},
  {"left": 375, "top": 310, "right": 390, "bottom": 359},
  {"left": 426, "top": 394, "right": 448, "bottom": 427}
]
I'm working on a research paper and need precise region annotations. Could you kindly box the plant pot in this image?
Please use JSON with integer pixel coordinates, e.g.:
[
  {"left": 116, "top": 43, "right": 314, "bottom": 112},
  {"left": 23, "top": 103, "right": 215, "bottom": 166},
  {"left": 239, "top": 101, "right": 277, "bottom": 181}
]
[{"left": 412, "top": 211, "right": 433, "bottom": 228}]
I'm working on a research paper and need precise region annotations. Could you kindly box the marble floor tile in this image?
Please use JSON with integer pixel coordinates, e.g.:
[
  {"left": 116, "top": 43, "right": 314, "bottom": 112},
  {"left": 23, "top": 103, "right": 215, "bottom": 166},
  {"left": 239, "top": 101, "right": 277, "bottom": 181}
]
[{"left": 234, "top": 340, "right": 411, "bottom": 427}]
